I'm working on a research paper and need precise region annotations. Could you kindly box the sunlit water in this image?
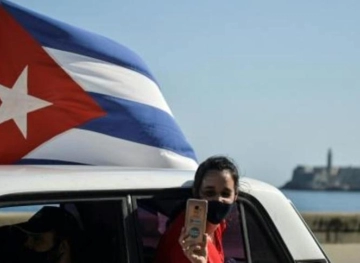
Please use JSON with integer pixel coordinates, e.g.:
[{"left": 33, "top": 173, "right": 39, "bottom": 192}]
[{"left": 281, "top": 190, "right": 360, "bottom": 212}]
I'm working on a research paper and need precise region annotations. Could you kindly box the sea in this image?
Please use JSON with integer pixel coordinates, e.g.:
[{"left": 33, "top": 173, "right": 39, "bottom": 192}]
[
  {"left": 1, "top": 190, "right": 360, "bottom": 213},
  {"left": 281, "top": 190, "right": 360, "bottom": 213}
]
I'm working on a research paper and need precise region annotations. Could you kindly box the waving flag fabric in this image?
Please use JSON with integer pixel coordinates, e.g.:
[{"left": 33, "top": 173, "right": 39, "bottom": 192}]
[{"left": 0, "top": 0, "right": 197, "bottom": 169}]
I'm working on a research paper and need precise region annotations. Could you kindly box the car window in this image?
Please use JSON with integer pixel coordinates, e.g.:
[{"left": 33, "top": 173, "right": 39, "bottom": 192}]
[
  {"left": 133, "top": 194, "right": 187, "bottom": 263},
  {"left": 222, "top": 203, "right": 245, "bottom": 261},
  {"left": 0, "top": 200, "right": 127, "bottom": 263},
  {"left": 133, "top": 192, "right": 295, "bottom": 263},
  {"left": 133, "top": 195, "right": 247, "bottom": 263}
]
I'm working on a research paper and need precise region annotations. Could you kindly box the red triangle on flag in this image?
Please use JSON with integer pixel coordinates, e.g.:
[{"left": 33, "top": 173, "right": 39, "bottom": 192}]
[{"left": 0, "top": 7, "right": 106, "bottom": 164}]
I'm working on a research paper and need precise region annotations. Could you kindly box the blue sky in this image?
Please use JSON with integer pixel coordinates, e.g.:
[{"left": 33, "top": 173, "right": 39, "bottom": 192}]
[{"left": 8, "top": 0, "right": 360, "bottom": 187}]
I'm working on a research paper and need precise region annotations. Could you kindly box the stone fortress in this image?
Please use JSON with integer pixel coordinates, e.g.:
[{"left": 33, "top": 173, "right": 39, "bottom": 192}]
[{"left": 282, "top": 149, "right": 360, "bottom": 190}]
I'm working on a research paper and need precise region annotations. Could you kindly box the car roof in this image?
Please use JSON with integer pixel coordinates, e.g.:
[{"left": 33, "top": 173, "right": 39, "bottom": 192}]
[{"left": 0, "top": 165, "right": 279, "bottom": 197}]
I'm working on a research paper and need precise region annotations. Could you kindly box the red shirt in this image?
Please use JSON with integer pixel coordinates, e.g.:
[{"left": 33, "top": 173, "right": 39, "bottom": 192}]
[{"left": 154, "top": 211, "right": 226, "bottom": 263}]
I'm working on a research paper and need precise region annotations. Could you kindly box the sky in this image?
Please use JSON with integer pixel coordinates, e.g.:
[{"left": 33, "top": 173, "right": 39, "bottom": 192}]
[{"left": 7, "top": 0, "right": 360, "bottom": 187}]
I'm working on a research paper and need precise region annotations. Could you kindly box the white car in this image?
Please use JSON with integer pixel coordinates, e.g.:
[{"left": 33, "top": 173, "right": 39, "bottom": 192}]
[{"left": 0, "top": 165, "right": 329, "bottom": 263}]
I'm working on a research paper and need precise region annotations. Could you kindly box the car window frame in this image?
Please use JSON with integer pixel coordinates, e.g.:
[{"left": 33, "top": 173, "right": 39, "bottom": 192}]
[
  {"left": 239, "top": 193, "right": 329, "bottom": 263},
  {"left": 238, "top": 194, "right": 294, "bottom": 263},
  {"left": 0, "top": 190, "right": 132, "bottom": 263},
  {"left": 288, "top": 201, "right": 330, "bottom": 263}
]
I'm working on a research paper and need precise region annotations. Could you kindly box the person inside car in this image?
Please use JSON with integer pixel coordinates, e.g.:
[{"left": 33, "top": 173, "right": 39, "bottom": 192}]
[
  {"left": 154, "top": 155, "right": 240, "bottom": 263},
  {"left": 12, "top": 206, "right": 85, "bottom": 263}
]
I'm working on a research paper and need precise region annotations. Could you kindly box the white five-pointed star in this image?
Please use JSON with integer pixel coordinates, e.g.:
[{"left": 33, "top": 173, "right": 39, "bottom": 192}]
[{"left": 0, "top": 66, "right": 52, "bottom": 138}]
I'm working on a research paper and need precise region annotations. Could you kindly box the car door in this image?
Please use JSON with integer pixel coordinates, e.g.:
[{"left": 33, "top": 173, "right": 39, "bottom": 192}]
[
  {"left": 0, "top": 188, "right": 328, "bottom": 263},
  {"left": 131, "top": 189, "right": 306, "bottom": 263}
]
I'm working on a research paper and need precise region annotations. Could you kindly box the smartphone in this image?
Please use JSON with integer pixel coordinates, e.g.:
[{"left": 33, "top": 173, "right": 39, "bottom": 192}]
[{"left": 184, "top": 199, "right": 208, "bottom": 244}]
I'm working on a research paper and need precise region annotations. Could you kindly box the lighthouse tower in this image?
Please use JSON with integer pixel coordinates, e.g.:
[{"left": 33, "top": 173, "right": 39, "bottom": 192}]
[{"left": 327, "top": 148, "right": 332, "bottom": 178}]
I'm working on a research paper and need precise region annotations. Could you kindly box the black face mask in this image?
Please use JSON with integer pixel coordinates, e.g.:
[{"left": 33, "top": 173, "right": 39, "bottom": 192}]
[
  {"left": 207, "top": 200, "right": 234, "bottom": 224},
  {"left": 19, "top": 240, "right": 63, "bottom": 263}
]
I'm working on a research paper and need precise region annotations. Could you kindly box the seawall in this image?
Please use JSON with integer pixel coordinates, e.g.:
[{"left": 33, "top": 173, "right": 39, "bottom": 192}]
[{"left": 302, "top": 212, "right": 360, "bottom": 244}]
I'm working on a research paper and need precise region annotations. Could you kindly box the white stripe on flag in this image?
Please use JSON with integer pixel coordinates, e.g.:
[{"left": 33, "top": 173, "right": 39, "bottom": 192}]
[
  {"left": 44, "top": 47, "right": 173, "bottom": 115},
  {"left": 24, "top": 129, "right": 198, "bottom": 169}
]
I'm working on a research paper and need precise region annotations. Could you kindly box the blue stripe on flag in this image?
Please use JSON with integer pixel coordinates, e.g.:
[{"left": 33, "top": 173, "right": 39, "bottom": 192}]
[
  {"left": 79, "top": 93, "right": 197, "bottom": 161},
  {"left": 2, "top": 0, "right": 156, "bottom": 83},
  {"left": 16, "top": 159, "right": 85, "bottom": 165}
]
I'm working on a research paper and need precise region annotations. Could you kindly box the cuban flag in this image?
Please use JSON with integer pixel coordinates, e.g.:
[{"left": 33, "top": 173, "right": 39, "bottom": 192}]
[{"left": 0, "top": 0, "right": 197, "bottom": 169}]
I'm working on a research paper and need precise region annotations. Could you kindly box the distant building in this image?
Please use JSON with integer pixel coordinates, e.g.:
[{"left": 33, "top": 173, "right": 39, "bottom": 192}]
[{"left": 282, "top": 149, "right": 360, "bottom": 190}]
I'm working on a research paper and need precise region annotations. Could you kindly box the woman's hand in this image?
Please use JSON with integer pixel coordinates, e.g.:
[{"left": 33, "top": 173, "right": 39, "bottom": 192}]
[{"left": 178, "top": 227, "right": 208, "bottom": 263}]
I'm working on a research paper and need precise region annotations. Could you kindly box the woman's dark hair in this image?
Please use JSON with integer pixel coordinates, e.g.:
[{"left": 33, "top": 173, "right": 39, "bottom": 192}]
[
  {"left": 167, "top": 155, "right": 240, "bottom": 225},
  {"left": 192, "top": 155, "right": 240, "bottom": 197}
]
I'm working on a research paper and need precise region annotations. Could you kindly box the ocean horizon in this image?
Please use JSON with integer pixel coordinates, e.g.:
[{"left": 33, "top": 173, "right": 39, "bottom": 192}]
[{"left": 281, "top": 189, "right": 360, "bottom": 213}]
